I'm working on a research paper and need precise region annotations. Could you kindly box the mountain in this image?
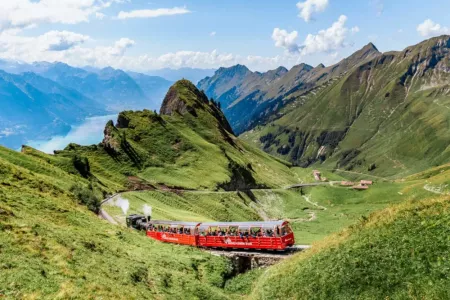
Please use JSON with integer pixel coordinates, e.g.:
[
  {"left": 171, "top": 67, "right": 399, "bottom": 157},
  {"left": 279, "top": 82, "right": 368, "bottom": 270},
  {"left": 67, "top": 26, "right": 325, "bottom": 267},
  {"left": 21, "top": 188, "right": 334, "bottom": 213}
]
[
  {"left": 198, "top": 43, "right": 381, "bottom": 134},
  {"left": 0, "top": 70, "right": 106, "bottom": 149},
  {"left": 241, "top": 35, "right": 450, "bottom": 178},
  {"left": 126, "top": 71, "right": 173, "bottom": 107},
  {"left": 50, "top": 79, "right": 300, "bottom": 191},
  {"left": 34, "top": 63, "right": 148, "bottom": 111},
  {"left": 146, "top": 67, "right": 216, "bottom": 83},
  {"left": 0, "top": 61, "right": 172, "bottom": 112}
]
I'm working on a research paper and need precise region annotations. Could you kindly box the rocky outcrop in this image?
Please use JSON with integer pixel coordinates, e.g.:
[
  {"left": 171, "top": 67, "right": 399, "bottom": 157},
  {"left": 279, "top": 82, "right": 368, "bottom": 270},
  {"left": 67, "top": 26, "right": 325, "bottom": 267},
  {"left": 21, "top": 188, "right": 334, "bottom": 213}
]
[
  {"left": 102, "top": 120, "right": 120, "bottom": 152},
  {"left": 160, "top": 79, "right": 209, "bottom": 116}
]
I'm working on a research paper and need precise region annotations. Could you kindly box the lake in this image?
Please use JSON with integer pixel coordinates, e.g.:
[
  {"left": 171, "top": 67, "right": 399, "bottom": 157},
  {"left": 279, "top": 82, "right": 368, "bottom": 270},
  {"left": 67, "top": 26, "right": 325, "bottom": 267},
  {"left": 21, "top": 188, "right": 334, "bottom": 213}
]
[{"left": 26, "top": 114, "right": 118, "bottom": 154}]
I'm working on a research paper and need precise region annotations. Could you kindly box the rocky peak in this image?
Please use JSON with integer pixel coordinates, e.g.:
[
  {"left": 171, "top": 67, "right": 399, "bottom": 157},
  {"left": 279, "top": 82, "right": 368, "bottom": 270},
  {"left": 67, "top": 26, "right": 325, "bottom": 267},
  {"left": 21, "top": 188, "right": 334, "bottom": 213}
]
[
  {"left": 160, "top": 79, "right": 209, "bottom": 116},
  {"left": 291, "top": 63, "right": 314, "bottom": 73},
  {"left": 216, "top": 64, "right": 252, "bottom": 78},
  {"left": 315, "top": 63, "right": 326, "bottom": 69}
]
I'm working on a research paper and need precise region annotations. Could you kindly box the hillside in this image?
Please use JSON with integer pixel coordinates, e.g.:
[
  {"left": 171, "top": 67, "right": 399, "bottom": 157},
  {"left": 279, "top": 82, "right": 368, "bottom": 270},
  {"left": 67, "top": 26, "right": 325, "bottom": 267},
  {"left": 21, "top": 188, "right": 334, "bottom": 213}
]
[
  {"left": 241, "top": 35, "right": 450, "bottom": 178},
  {"left": 0, "top": 146, "right": 236, "bottom": 299},
  {"left": 198, "top": 43, "right": 380, "bottom": 133},
  {"left": 46, "top": 80, "right": 301, "bottom": 191},
  {"left": 251, "top": 195, "right": 450, "bottom": 299}
]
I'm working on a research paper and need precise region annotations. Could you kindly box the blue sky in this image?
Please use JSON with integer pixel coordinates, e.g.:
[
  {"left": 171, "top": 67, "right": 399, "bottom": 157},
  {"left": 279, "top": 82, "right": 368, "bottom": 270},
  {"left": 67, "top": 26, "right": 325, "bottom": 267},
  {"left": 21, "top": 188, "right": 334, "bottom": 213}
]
[{"left": 1, "top": 0, "right": 450, "bottom": 71}]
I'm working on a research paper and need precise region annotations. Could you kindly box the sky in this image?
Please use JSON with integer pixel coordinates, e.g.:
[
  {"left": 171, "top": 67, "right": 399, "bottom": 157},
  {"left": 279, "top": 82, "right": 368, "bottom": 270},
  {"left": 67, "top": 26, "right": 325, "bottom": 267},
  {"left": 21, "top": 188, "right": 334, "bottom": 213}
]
[{"left": 0, "top": 0, "right": 450, "bottom": 72}]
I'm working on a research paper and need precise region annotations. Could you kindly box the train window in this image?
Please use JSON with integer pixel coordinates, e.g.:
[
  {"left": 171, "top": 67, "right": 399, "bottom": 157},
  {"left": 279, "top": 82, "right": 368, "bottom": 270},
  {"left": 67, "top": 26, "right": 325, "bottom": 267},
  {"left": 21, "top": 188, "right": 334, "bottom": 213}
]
[
  {"left": 238, "top": 226, "right": 250, "bottom": 237},
  {"left": 208, "top": 226, "right": 218, "bottom": 236},
  {"left": 281, "top": 226, "right": 291, "bottom": 236},
  {"left": 262, "top": 226, "right": 274, "bottom": 237},
  {"left": 250, "top": 227, "right": 261, "bottom": 237},
  {"left": 275, "top": 226, "right": 281, "bottom": 237},
  {"left": 228, "top": 226, "right": 238, "bottom": 236},
  {"left": 198, "top": 227, "right": 207, "bottom": 236}
]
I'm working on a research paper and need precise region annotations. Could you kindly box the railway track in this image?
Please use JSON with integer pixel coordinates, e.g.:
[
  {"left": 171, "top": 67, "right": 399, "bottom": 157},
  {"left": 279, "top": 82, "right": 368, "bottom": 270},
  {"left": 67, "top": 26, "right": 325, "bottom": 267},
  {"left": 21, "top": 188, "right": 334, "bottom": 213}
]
[{"left": 207, "top": 244, "right": 311, "bottom": 258}]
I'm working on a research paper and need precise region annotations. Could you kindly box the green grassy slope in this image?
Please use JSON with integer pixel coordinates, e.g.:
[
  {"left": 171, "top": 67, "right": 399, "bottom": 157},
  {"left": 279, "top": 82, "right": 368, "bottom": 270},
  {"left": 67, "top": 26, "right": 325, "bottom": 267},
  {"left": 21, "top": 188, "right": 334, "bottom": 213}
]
[
  {"left": 105, "top": 173, "right": 440, "bottom": 245},
  {"left": 251, "top": 195, "right": 450, "bottom": 299},
  {"left": 51, "top": 80, "right": 301, "bottom": 191},
  {"left": 241, "top": 35, "right": 450, "bottom": 179},
  {"left": 0, "top": 146, "right": 240, "bottom": 299}
]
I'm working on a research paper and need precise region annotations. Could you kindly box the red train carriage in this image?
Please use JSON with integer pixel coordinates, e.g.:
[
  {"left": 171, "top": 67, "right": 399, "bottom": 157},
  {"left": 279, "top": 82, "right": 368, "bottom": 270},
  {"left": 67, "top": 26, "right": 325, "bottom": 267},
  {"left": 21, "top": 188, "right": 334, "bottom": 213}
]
[
  {"left": 126, "top": 215, "right": 295, "bottom": 251},
  {"left": 197, "top": 221, "right": 295, "bottom": 250},
  {"left": 145, "top": 220, "right": 200, "bottom": 246}
]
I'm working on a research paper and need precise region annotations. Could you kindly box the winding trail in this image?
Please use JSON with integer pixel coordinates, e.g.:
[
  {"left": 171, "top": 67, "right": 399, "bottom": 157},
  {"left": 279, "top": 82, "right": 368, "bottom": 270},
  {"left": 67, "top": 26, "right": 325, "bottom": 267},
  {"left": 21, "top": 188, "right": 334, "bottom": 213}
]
[{"left": 302, "top": 195, "right": 327, "bottom": 211}]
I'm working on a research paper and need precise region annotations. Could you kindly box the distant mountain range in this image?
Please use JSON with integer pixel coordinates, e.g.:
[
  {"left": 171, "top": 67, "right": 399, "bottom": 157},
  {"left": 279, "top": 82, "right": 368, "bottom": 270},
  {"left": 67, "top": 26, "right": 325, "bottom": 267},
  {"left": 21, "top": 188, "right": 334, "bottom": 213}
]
[
  {"left": 0, "top": 61, "right": 173, "bottom": 149},
  {"left": 146, "top": 67, "right": 216, "bottom": 83},
  {"left": 198, "top": 43, "right": 380, "bottom": 134}
]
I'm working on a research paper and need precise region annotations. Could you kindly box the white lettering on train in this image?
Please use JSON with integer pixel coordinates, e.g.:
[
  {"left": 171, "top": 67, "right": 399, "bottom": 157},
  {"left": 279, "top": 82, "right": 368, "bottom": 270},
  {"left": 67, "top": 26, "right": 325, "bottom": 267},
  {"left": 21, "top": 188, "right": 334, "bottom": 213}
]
[{"left": 161, "top": 234, "right": 179, "bottom": 242}]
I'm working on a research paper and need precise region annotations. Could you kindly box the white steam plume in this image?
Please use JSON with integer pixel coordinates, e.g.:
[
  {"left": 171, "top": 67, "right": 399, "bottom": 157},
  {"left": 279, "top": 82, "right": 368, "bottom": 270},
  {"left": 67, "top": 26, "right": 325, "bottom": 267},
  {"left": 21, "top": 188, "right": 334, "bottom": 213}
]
[
  {"left": 143, "top": 204, "right": 152, "bottom": 218},
  {"left": 114, "top": 196, "right": 130, "bottom": 215}
]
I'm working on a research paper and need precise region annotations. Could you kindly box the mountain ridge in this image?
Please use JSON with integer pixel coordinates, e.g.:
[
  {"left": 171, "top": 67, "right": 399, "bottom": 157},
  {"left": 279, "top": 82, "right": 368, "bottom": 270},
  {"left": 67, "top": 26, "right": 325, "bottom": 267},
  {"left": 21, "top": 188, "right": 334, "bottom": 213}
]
[
  {"left": 197, "top": 42, "right": 381, "bottom": 134},
  {"left": 241, "top": 35, "right": 450, "bottom": 178}
]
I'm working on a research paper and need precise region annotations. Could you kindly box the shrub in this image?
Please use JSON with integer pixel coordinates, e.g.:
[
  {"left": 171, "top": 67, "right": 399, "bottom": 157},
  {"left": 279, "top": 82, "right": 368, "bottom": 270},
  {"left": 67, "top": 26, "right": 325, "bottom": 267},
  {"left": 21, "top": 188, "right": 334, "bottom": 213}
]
[
  {"left": 72, "top": 155, "right": 90, "bottom": 178},
  {"left": 69, "top": 183, "right": 101, "bottom": 213}
]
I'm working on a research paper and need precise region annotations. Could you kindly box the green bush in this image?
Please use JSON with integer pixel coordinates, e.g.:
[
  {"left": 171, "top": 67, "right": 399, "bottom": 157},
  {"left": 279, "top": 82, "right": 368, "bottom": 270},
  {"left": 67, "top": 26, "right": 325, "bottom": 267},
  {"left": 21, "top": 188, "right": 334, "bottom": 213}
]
[
  {"left": 69, "top": 183, "right": 101, "bottom": 213},
  {"left": 72, "top": 155, "right": 90, "bottom": 178}
]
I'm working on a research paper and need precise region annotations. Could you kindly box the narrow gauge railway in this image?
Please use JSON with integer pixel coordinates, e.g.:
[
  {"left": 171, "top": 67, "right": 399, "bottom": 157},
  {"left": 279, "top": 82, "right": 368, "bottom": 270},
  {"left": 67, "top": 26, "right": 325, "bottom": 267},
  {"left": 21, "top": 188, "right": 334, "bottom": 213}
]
[{"left": 127, "top": 215, "right": 295, "bottom": 251}]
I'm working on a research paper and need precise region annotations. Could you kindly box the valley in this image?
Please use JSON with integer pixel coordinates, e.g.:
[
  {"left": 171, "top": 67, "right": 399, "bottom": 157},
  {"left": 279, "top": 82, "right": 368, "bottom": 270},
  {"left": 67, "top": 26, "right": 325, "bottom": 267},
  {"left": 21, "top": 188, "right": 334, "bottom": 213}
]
[{"left": 0, "top": 30, "right": 449, "bottom": 299}]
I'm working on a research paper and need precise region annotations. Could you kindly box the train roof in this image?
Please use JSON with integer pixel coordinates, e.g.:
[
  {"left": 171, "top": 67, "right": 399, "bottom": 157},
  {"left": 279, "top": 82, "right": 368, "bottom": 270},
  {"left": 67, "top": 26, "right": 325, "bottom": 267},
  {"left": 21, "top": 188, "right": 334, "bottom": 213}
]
[
  {"left": 148, "top": 220, "right": 200, "bottom": 227},
  {"left": 198, "top": 220, "right": 287, "bottom": 228}
]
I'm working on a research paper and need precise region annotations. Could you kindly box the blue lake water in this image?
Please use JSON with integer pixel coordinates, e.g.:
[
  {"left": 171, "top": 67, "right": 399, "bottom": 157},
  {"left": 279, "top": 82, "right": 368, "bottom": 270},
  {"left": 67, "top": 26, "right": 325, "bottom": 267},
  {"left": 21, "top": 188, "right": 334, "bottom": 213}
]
[{"left": 26, "top": 114, "right": 118, "bottom": 154}]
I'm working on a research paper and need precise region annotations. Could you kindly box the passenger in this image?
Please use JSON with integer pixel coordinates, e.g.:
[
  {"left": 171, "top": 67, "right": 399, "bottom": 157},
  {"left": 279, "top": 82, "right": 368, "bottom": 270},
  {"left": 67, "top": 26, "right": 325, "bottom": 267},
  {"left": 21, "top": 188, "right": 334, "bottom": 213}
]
[{"left": 239, "top": 231, "right": 243, "bottom": 238}]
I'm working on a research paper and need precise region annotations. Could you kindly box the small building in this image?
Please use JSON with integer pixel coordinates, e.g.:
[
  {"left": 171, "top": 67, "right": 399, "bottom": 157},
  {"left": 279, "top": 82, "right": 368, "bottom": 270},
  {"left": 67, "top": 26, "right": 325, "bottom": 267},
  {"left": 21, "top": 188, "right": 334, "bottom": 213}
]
[
  {"left": 360, "top": 180, "right": 373, "bottom": 186},
  {"left": 313, "top": 170, "right": 321, "bottom": 181},
  {"left": 352, "top": 185, "right": 369, "bottom": 191},
  {"left": 341, "top": 181, "right": 355, "bottom": 186}
]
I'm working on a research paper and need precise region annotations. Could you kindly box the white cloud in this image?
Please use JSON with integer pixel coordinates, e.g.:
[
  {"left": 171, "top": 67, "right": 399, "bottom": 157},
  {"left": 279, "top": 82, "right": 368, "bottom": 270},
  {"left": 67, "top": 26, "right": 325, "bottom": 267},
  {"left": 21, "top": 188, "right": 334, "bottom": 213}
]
[
  {"left": 117, "top": 7, "right": 191, "bottom": 19},
  {"left": 210, "top": 31, "right": 216, "bottom": 37},
  {"left": 272, "top": 15, "right": 354, "bottom": 56},
  {"left": 417, "top": 19, "right": 450, "bottom": 37},
  {"left": 42, "top": 31, "right": 90, "bottom": 51},
  {"left": 301, "top": 15, "right": 350, "bottom": 55},
  {"left": 0, "top": 0, "right": 122, "bottom": 32},
  {"left": 296, "top": 0, "right": 329, "bottom": 22},
  {"left": 0, "top": 30, "right": 90, "bottom": 55},
  {"left": 272, "top": 28, "right": 300, "bottom": 54}
]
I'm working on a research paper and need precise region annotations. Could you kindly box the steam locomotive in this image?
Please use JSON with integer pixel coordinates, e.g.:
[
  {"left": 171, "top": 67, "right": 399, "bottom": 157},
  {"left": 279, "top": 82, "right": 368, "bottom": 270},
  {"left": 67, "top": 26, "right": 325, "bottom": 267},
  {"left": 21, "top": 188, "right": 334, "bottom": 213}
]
[{"left": 127, "top": 214, "right": 295, "bottom": 250}]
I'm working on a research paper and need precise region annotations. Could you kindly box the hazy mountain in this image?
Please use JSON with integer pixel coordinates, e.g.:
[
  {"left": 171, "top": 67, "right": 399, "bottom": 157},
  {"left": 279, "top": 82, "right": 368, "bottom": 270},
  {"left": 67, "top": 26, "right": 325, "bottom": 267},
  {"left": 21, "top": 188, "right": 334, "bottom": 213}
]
[
  {"left": 0, "top": 70, "right": 106, "bottom": 149},
  {"left": 146, "top": 67, "right": 216, "bottom": 83},
  {"left": 241, "top": 35, "right": 450, "bottom": 178},
  {"left": 198, "top": 43, "right": 381, "bottom": 133}
]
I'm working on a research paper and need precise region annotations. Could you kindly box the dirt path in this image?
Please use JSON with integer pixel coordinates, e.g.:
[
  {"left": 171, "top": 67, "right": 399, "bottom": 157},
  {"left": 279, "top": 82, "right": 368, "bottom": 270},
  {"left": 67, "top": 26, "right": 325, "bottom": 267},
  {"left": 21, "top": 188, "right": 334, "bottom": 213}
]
[
  {"left": 288, "top": 211, "right": 317, "bottom": 223},
  {"left": 302, "top": 195, "right": 327, "bottom": 211},
  {"left": 325, "top": 168, "right": 387, "bottom": 180}
]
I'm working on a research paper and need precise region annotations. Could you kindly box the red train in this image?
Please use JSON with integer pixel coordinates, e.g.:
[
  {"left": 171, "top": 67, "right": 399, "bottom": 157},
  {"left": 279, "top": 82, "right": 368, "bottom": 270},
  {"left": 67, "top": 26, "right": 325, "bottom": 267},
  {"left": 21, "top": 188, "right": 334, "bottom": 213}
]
[{"left": 127, "top": 215, "right": 295, "bottom": 250}]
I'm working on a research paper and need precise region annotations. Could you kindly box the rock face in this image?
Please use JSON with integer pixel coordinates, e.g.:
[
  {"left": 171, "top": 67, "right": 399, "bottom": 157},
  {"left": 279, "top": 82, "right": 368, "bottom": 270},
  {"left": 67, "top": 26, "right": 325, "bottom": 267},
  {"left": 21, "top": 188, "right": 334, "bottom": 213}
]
[
  {"left": 102, "top": 120, "right": 120, "bottom": 152},
  {"left": 160, "top": 79, "right": 234, "bottom": 134},
  {"left": 160, "top": 79, "right": 209, "bottom": 116}
]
